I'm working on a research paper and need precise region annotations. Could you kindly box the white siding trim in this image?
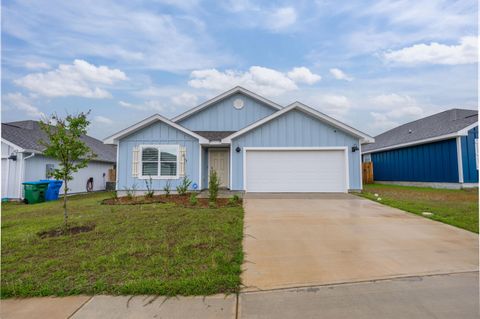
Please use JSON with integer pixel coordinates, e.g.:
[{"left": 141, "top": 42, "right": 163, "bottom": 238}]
[
  {"left": 103, "top": 114, "right": 208, "bottom": 144},
  {"left": 242, "top": 147, "right": 349, "bottom": 192},
  {"left": 229, "top": 145, "right": 233, "bottom": 190},
  {"left": 115, "top": 142, "right": 119, "bottom": 190},
  {"left": 198, "top": 145, "right": 202, "bottom": 190},
  {"left": 456, "top": 137, "right": 464, "bottom": 183},
  {"left": 223, "top": 103, "right": 374, "bottom": 144},
  {"left": 358, "top": 142, "right": 363, "bottom": 190},
  {"left": 171, "top": 86, "right": 283, "bottom": 122}
]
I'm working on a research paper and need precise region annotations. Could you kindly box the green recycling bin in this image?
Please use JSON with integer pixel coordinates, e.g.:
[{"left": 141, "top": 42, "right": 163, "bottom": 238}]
[{"left": 22, "top": 181, "right": 49, "bottom": 204}]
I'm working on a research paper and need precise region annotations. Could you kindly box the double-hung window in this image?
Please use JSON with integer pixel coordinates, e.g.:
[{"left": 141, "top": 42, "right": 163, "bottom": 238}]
[{"left": 140, "top": 145, "right": 179, "bottom": 178}]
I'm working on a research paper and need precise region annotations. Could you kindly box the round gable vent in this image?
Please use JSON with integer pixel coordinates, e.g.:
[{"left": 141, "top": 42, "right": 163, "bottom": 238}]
[{"left": 233, "top": 98, "right": 244, "bottom": 110}]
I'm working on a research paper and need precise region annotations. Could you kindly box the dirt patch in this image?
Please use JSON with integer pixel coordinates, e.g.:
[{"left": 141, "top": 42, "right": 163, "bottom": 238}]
[
  {"left": 101, "top": 194, "right": 241, "bottom": 208},
  {"left": 38, "top": 224, "right": 95, "bottom": 238}
]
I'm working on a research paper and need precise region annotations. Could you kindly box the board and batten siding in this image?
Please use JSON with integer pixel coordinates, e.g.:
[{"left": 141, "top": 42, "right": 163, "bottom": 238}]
[
  {"left": 461, "top": 126, "right": 479, "bottom": 183},
  {"left": 23, "top": 155, "right": 113, "bottom": 194},
  {"left": 371, "top": 139, "right": 459, "bottom": 183},
  {"left": 230, "top": 110, "right": 362, "bottom": 190},
  {"left": 177, "top": 93, "right": 277, "bottom": 131},
  {"left": 117, "top": 121, "right": 200, "bottom": 190},
  {"left": 1, "top": 141, "right": 23, "bottom": 198}
]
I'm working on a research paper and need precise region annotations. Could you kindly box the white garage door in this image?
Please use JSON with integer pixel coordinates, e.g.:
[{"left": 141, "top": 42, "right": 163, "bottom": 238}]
[{"left": 245, "top": 149, "right": 348, "bottom": 193}]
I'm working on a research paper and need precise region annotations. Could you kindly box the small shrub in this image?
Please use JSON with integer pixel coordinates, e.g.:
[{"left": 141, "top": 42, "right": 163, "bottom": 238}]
[
  {"left": 189, "top": 193, "right": 198, "bottom": 206},
  {"left": 163, "top": 181, "right": 171, "bottom": 197},
  {"left": 176, "top": 176, "right": 192, "bottom": 196},
  {"left": 209, "top": 169, "right": 220, "bottom": 202},
  {"left": 124, "top": 184, "right": 137, "bottom": 200},
  {"left": 145, "top": 176, "right": 154, "bottom": 198},
  {"left": 228, "top": 194, "right": 240, "bottom": 206}
]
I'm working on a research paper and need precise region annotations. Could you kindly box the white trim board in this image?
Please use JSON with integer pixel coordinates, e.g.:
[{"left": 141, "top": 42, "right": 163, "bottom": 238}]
[
  {"left": 223, "top": 102, "right": 374, "bottom": 144},
  {"left": 363, "top": 123, "right": 478, "bottom": 155},
  {"left": 171, "top": 86, "right": 283, "bottom": 123},
  {"left": 456, "top": 137, "right": 464, "bottom": 183},
  {"left": 103, "top": 114, "right": 209, "bottom": 144},
  {"left": 242, "top": 147, "right": 349, "bottom": 193}
]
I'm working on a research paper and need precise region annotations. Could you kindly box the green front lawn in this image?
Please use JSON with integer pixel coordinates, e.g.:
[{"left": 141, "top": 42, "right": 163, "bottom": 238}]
[
  {"left": 358, "top": 184, "right": 478, "bottom": 233},
  {"left": 1, "top": 192, "right": 244, "bottom": 298}
]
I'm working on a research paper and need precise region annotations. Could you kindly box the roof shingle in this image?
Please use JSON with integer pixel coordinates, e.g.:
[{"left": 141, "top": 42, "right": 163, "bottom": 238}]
[
  {"left": 363, "top": 108, "right": 478, "bottom": 153},
  {"left": 2, "top": 120, "right": 116, "bottom": 163}
]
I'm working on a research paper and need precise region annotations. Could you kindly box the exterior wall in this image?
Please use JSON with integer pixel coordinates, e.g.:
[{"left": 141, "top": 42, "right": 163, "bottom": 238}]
[
  {"left": 117, "top": 121, "right": 200, "bottom": 191},
  {"left": 231, "top": 110, "right": 362, "bottom": 190},
  {"left": 1, "top": 142, "right": 23, "bottom": 199},
  {"left": 461, "top": 126, "right": 479, "bottom": 183},
  {"left": 177, "top": 92, "right": 277, "bottom": 131},
  {"left": 371, "top": 139, "right": 459, "bottom": 183},
  {"left": 23, "top": 155, "right": 114, "bottom": 194}
]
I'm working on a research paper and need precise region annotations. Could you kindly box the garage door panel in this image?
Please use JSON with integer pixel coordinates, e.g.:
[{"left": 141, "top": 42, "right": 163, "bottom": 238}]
[{"left": 245, "top": 150, "right": 347, "bottom": 193}]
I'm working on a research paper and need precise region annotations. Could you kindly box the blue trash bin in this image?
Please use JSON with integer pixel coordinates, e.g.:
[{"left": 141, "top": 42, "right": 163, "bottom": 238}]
[{"left": 39, "top": 180, "right": 63, "bottom": 201}]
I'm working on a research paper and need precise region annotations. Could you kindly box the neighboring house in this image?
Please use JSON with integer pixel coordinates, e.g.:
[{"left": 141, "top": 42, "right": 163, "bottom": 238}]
[
  {"left": 104, "top": 87, "right": 374, "bottom": 194},
  {"left": 2, "top": 120, "right": 116, "bottom": 199},
  {"left": 362, "top": 109, "right": 478, "bottom": 188}
]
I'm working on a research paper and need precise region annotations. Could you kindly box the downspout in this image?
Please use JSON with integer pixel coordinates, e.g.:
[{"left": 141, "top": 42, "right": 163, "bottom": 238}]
[
  {"left": 18, "top": 152, "right": 35, "bottom": 199},
  {"left": 456, "top": 137, "right": 464, "bottom": 185}
]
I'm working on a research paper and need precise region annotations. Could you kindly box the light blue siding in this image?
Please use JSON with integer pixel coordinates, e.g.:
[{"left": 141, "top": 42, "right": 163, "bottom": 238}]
[
  {"left": 461, "top": 126, "right": 479, "bottom": 183},
  {"left": 231, "top": 110, "right": 362, "bottom": 190},
  {"left": 177, "top": 93, "right": 277, "bottom": 131},
  {"left": 117, "top": 121, "right": 200, "bottom": 190}
]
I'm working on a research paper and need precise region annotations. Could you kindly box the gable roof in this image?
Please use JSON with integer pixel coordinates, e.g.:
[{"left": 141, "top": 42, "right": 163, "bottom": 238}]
[
  {"left": 171, "top": 86, "right": 283, "bottom": 123},
  {"left": 103, "top": 114, "right": 209, "bottom": 144},
  {"left": 363, "top": 108, "right": 478, "bottom": 154},
  {"left": 222, "top": 102, "right": 375, "bottom": 144},
  {"left": 193, "top": 131, "right": 236, "bottom": 142},
  {"left": 2, "top": 120, "right": 116, "bottom": 163}
]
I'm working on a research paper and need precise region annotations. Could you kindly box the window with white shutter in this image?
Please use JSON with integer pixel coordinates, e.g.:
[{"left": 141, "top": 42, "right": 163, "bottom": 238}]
[
  {"left": 132, "top": 146, "right": 140, "bottom": 177},
  {"left": 138, "top": 145, "right": 180, "bottom": 179}
]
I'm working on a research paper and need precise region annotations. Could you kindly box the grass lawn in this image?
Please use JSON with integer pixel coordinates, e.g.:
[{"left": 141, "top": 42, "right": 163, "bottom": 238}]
[
  {"left": 358, "top": 184, "right": 478, "bottom": 233},
  {"left": 1, "top": 192, "right": 244, "bottom": 298}
]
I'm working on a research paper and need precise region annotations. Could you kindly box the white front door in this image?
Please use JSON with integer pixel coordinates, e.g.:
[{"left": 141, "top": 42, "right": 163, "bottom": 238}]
[
  {"left": 209, "top": 149, "right": 230, "bottom": 188},
  {"left": 245, "top": 149, "right": 348, "bottom": 193}
]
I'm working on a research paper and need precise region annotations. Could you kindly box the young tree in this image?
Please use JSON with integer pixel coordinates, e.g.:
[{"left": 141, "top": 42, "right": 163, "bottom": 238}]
[{"left": 40, "top": 112, "right": 96, "bottom": 229}]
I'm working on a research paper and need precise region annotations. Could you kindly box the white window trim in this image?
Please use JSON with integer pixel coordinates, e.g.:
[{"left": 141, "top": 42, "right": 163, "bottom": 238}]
[
  {"left": 242, "top": 147, "right": 350, "bottom": 193},
  {"left": 139, "top": 144, "right": 180, "bottom": 179}
]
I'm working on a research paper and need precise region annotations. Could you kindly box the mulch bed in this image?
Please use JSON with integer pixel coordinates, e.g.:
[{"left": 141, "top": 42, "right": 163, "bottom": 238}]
[
  {"left": 101, "top": 194, "right": 241, "bottom": 208},
  {"left": 38, "top": 224, "right": 95, "bottom": 239}
]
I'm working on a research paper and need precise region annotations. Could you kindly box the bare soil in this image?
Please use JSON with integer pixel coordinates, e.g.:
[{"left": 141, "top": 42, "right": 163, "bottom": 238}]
[
  {"left": 101, "top": 194, "right": 241, "bottom": 208},
  {"left": 38, "top": 224, "right": 95, "bottom": 238}
]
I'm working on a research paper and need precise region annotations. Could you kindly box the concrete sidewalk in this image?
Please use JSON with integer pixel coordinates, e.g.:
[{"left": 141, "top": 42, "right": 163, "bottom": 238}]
[{"left": 2, "top": 272, "right": 478, "bottom": 319}]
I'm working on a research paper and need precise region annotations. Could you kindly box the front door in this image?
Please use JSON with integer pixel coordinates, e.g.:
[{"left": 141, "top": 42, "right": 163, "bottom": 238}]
[{"left": 209, "top": 149, "right": 229, "bottom": 188}]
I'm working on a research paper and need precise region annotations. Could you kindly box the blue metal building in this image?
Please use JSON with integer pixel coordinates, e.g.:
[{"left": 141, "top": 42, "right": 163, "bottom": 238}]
[{"left": 362, "top": 109, "right": 478, "bottom": 188}]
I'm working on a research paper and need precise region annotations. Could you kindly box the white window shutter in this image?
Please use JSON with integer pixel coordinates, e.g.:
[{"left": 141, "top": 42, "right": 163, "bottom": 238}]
[
  {"left": 132, "top": 146, "right": 140, "bottom": 177},
  {"left": 179, "top": 146, "right": 187, "bottom": 177}
]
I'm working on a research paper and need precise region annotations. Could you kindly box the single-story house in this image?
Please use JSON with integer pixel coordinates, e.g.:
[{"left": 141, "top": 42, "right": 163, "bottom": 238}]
[
  {"left": 104, "top": 86, "right": 374, "bottom": 194},
  {"left": 362, "top": 109, "right": 478, "bottom": 188},
  {"left": 2, "top": 120, "right": 117, "bottom": 199}
]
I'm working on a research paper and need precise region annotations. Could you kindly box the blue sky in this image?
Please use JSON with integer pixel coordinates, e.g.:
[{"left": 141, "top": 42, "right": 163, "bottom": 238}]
[{"left": 1, "top": 0, "right": 477, "bottom": 138}]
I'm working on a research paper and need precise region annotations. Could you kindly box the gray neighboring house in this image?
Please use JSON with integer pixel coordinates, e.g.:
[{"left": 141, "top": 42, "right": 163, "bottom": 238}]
[
  {"left": 363, "top": 109, "right": 478, "bottom": 188},
  {"left": 1, "top": 120, "right": 116, "bottom": 199}
]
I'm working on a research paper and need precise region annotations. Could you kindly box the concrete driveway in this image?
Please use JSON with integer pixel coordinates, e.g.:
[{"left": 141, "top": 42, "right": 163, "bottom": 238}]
[{"left": 242, "top": 193, "right": 478, "bottom": 291}]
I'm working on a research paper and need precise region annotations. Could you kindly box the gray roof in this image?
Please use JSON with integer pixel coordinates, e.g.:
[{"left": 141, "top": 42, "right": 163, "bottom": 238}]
[
  {"left": 194, "top": 131, "right": 236, "bottom": 141},
  {"left": 363, "top": 109, "right": 478, "bottom": 153},
  {"left": 2, "top": 120, "right": 116, "bottom": 163}
]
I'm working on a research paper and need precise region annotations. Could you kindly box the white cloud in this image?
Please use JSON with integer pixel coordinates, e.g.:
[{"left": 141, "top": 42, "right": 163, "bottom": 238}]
[
  {"left": 24, "top": 61, "right": 50, "bottom": 70},
  {"left": 3, "top": 1, "right": 228, "bottom": 72},
  {"left": 119, "top": 100, "right": 171, "bottom": 113},
  {"left": 329, "top": 68, "right": 353, "bottom": 81},
  {"left": 369, "top": 93, "right": 424, "bottom": 130},
  {"left": 265, "top": 7, "right": 297, "bottom": 31},
  {"left": 188, "top": 66, "right": 320, "bottom": 96},
  {"left": 384, "top": 36, "right": 477, "bottom": 65},
  {"left": 318, "top": 94, "right": 351, "bottom": 117},
  {"left": 15, "top": 60, "right": 127, "bottom": 98},
  {"left": 3, "top": 93, "right": 44, "bottom": 118},
  {"left": 171, "top": 92, "right": 198, "bottom": 107},
  {"left": 93, "top": 115, "right": 113, "bottom": 125},
  {"left": 287, "top": 67, "right": 321, "bottom": 84}
]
